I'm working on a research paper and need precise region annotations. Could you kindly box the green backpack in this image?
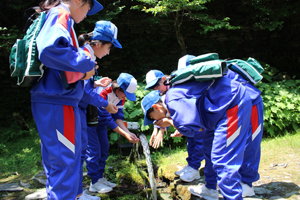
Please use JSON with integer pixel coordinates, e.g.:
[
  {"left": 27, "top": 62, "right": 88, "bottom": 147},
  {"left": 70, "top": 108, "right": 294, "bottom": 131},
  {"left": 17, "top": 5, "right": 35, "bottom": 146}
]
[
  {"left": 168, "top": 53, "right": 264, "bottom": 86},
  {"left": 9, "top": 11, "right": 46, "bottom": 87}
]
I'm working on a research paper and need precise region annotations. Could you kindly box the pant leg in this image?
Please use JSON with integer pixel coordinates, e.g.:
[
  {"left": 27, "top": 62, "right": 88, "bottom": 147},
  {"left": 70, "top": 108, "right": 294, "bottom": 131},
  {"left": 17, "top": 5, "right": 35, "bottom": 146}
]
[
  {"left": 86, "top": 126, "right": 101, "bottom": 184},
  {"left": 96, "top": 125, "right": 110, "bottom": 179},
  {"left": 77, "top": 108, "right": 88, "bottom": 195},
  {"left": 239, "top": 101, "right": 264, "bottom": 186},
  {"left": 210, "top": 94, "right": 252, "bottom": 200},
  {"left": 203, "top": 129, "right": 218, "bottom": 190},
  {"left": 186, "top": 137, "right": 195, "bottom": 165},
  {"left": 189, "top": 131, "right": 204, "bottom": 170},
  {"left": 32, "top": 102, "right": 81, "bottom": 200}
]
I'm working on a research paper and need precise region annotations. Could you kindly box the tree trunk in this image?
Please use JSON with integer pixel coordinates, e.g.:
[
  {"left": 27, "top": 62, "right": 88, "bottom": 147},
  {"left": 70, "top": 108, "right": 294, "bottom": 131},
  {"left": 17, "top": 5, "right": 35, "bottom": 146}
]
[{"left": 173, "top": 10, "right": 187, "bottom": 56}]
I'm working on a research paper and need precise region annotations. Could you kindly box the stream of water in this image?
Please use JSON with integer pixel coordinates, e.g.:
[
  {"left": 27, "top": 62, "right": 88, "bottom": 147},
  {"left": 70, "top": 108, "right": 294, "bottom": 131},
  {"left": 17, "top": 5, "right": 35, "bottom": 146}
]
[{"left": 139, "top": 134, "right": 157, "bottom": 200}]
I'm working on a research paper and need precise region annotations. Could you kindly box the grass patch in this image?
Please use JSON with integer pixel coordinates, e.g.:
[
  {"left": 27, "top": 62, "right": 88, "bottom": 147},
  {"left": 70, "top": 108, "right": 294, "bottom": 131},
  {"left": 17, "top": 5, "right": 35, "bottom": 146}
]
[{"left": 0, "top": 121, "right": 43, "bottom": 183}]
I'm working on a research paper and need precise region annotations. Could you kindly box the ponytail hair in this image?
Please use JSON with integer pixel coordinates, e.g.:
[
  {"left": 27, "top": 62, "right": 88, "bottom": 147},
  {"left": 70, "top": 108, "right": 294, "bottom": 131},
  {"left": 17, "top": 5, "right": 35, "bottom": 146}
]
[
  {"left": 78, "top": 32, "right": 113, "bottom": 47},
  {"left": 39, "top": 0, "right": 61, "bottom": 11}
]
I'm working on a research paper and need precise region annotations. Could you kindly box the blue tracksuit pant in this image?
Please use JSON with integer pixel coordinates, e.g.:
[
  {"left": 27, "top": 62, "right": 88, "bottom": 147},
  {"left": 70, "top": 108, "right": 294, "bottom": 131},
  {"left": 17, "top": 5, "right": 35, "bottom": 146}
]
[
  {"left": 78, "top": 108, "right": 88, "bottom": 195},
  {"left": 186, "top": 131, "right": 204, "bottom": 170},
  {"left": 32, "top": 103, "right": 81, "bottom": 200},
  {"left": 86, "top": 124, "right": 110, "bottom": 184},
  {"left": 203, "top": 101, "right": 263, "bottom": 192}
]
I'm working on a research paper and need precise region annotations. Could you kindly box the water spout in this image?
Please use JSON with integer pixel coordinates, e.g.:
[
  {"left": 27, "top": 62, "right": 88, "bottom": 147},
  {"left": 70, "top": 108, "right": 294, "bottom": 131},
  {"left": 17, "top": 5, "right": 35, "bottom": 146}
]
[{"left": 139, "top": 134, "right": 157, "bottom": 200}]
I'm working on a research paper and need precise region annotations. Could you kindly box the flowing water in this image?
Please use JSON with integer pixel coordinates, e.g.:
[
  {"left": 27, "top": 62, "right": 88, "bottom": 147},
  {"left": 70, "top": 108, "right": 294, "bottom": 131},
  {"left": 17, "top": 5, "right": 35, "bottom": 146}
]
[{"left": 139, "top": 134, "right": 157, "bottom": 200}]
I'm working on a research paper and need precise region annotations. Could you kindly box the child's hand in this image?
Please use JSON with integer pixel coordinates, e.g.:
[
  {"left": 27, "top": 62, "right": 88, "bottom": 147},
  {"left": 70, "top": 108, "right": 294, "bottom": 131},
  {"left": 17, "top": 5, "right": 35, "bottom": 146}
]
[
  {"left": 170, "top": 130, "right": 183, "bottom": 137},
  {"left": 154, "top": 117, "right": 172, "bottom": 128},
  {"left": 105, "top": 103, "right": 118, "bottom": 114},
  {"left": 82, "top": 68, "right": 95, "bottom": 80},
  {"left": 94, "top": 77, "right": 112, "bottom": 88},
  {"left": 151, "top": 128, "right": 165, "bottom": 149},
  {"left": 126, "top": 132, "right": 139, "bottom": 143}
]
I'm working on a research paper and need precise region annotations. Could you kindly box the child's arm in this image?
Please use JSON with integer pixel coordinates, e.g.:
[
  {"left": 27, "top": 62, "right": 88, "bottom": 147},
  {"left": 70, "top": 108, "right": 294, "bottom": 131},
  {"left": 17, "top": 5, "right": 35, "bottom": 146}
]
[
  {"left": 113, "top": 119, "right": 139, "bottom": 143},
  {"left": 149, "top": 127, "right": 158, "bottom": 147}
]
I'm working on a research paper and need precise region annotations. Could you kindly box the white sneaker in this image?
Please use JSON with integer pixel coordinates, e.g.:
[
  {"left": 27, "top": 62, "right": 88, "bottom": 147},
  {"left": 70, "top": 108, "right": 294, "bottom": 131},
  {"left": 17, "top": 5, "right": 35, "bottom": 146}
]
[
  {"left": 77, "top": 190, "right": 100, "bottom": 200},
  {"left": 180, "top": 167, "right": 200, "bottom": 182},
  {"left": 99, "top": 177, "right": 117, "bottom": 188},
  {"left": 188, "top": 184, "right": 219, "bottom": 200},
  {"left": 241, "top": 182, "right": 255, "bottom": 197},
  {"left": 89, "top": 181, "right": 113, "bottom": 193},
  {"left": 175, "top": 165, "right": 191, "bottom": 176}
]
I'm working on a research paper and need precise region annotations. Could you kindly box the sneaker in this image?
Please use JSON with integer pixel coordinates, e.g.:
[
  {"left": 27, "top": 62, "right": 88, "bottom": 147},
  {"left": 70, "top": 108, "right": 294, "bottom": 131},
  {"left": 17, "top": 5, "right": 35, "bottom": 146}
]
[
  {"left": 180, "top": 167, "right": 200, "bottom": 182},
  {"left": 241, "top": 182, "right": 255, "bottom": 197},
  {"left": 175, "top": 165, "right": 191, "bottom": 176},
  {"left": 99, "top": 177, "right": 117, "bottom": 188},
  {"left": 89, "top": 181, "right": 112, "bottom": 193},
  {"left": 77, "top": 190, "right": 100, "bottom": 200},
  {"left": 188, "top": 184, "right": 219, "bottom": 200}
]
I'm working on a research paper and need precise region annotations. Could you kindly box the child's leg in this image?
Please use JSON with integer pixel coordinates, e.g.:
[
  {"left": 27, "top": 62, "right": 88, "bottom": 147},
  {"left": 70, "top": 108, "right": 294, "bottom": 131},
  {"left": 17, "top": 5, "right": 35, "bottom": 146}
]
[
  {"left": 211, "top": 95, "right": 252, "bottom": 200},
  {"left": 186, "top": 137, "right": 195, "bottom": 166},
  {"left": 77, "top": 108, "right": 88, "bottom": 195},
  {"left": 86, "top": 126, "right": 101, "bottom": 184},
  {"left": 96, "top": 125, "right": 110, "bottom": 179},
  {"left": 239, "top": 102, "right": 264, "bottom": 186},
  {"left": 203, "top": 130, "right": 218, "bottom": 190},
  {"left": 189, "top": 131, "right": 204, "bottom": 170},
  {"left": 32, "top": 103, "right": 81, "bottom": 200}
]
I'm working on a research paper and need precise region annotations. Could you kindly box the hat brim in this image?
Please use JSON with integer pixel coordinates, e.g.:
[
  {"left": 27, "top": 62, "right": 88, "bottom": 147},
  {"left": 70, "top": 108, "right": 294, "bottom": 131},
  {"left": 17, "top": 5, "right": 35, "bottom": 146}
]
[
  {"left": 145, "top": 79, "right": 159, "bottom": 90},
  {"left": 125, "top": 91, "right": 136, "bottom": 101},
  {"left": 143, "top": 115, "right": 154, "bottom": 126},
  {"left": 111, "top": 39, "right": 122, "bottom": 49},
  {"left": 87, "top": 0, "right": 103, "bottom": 15}
]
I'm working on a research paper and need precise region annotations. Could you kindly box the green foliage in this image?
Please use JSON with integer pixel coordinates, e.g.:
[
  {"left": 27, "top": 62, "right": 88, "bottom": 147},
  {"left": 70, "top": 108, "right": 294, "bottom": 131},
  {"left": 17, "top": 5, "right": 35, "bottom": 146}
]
[{"left": 257, "top": 79, "right": 300, "bottom": 137}]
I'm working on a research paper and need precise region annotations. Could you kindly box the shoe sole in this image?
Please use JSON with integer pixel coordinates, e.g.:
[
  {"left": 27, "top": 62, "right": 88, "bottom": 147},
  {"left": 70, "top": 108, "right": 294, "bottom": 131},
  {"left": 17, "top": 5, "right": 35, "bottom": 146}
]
[
  {"left": 89, "top": 187, "right": 113, "bottom": 193},
  {"left": 180, "top": 174, "right": 201, "bottom": 182},
  {"left": 188, "top": 187, "right": 219, "bottom": 200}
]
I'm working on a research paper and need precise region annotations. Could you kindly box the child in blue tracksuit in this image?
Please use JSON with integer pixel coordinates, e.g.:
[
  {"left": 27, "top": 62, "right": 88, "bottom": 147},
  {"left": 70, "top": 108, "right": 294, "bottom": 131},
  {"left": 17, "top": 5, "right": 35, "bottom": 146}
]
[
  {"left": 141, "top": 76, "right": 252, "bottom": 200},
  {"left": 192, "top": 67, "right": 264, "bottom": 198},
  {"left": 77, "top": 20, "right": 123, "bottom": 200},
  {"left": 31, "top": 0, "right": 103, "bottom": 199},
  {"left": 86, "top": 73, "right": 140, "bottom": 193}
]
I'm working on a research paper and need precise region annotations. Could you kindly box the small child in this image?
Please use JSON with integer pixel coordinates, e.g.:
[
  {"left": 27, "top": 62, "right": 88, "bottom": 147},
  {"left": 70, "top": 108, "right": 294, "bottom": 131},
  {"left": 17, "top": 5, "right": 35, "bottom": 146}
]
[
  {"left": 76, "top": 20, "right": 122, "bottom": 200},
  {"left": 145, "top": 58, "right": 204, "bottom": 183},
  {"left": 31, "top": 0, "right": 103, "bottom": 199},
  {"left": 141, "top": 73, "right": 252, "bottom": 199},
  {"left": 86, "top": 73, "right": 140, "bottom": 193}
]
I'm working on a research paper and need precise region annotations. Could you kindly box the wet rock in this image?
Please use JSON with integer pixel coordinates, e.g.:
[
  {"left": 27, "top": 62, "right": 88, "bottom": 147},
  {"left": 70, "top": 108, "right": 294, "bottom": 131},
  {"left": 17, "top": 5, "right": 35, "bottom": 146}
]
[
  {"left": 254, "top": 187, "right": 273, "bottom": 195},
  {"left": 25, "top": 188, "right": 47, "bottom": 200},
  {"left": 268, "top": 196, "right": 286, "bottom": 200},
  {"left": 0, "top": 182, "right": 23, "bottom": 191},
  {"left": 20, "top": 180, "right": 30, "bottom": 188}
]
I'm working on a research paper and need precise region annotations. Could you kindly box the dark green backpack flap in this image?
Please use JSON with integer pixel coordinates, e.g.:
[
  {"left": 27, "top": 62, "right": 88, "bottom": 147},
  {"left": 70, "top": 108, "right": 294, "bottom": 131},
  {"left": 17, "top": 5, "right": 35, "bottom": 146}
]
[
  {"left": 171, "top": 60, "right": 225, "bottom": 86},
  {"left": 189, "top": 53, "right": 219, "bottom": 65},
  {"left": 227, "top": 59, "right": 263, "bottom": 84},
  {"left": 9, "top": 11, "right": 46, "bottom": 86}
]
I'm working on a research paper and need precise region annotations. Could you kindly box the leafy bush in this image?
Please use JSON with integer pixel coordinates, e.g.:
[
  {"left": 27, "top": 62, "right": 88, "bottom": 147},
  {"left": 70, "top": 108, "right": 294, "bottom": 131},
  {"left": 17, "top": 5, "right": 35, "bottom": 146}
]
[{"left": 257, "top": 79, "right": 300, "bottom": 137}]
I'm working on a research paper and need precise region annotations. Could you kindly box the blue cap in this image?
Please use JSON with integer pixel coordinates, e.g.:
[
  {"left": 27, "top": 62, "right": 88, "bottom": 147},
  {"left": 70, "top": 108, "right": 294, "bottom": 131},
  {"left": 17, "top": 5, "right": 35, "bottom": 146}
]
[
  {"left": 87, "top": 0, "right": 103, "bottom": 16},
  {"left": 177, "top": 54, "right": 196, "bottom": 69},
  {"left": 91, "top": 21, "right": 122, "bottom": 49},
  {"left": 141, "top": 90, "right": 162, "bottom": 126},
  {"left": 145, "top": 70, "right": 164, "bottom": 90},
  {"left": 117, "top": 73, "right": 137, "bottom": 101}
]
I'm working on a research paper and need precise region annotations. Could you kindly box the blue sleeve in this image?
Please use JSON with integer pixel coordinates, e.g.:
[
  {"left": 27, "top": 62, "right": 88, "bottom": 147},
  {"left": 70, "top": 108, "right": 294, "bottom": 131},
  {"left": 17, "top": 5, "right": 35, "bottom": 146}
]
[
  {"left": 36, "top": 10, "right": 95, "bottom": 73},
  {"left": 167, "top": 98, "right": 202, "bottom": 137},
  {"left": 112, "top": 100, "right": 125, "bottom": 121},
  {"left": 98, "top": 108, "right": 118, "bottom": 130},
  {"left": 81, "top": 80, "right": 108, "bottom": 108}
]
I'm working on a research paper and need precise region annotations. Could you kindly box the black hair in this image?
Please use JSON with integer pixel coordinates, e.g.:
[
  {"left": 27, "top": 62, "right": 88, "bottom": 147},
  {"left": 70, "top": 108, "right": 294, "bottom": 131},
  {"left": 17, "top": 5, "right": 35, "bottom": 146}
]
[
  {"left": 39, "top": 0, "right": 94, "bottom": 12},
  {"left": 78, "top": 32, "right": 112, "bottom": 47},
  {"left": 111, "top": 80, "right": 124, "bottom": 94},
  {"left": 145, "top": 99, "right": 163, "bottom": 121},
  {"left": 149, "top": 78, "right": 162, "bottom": 90}
]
